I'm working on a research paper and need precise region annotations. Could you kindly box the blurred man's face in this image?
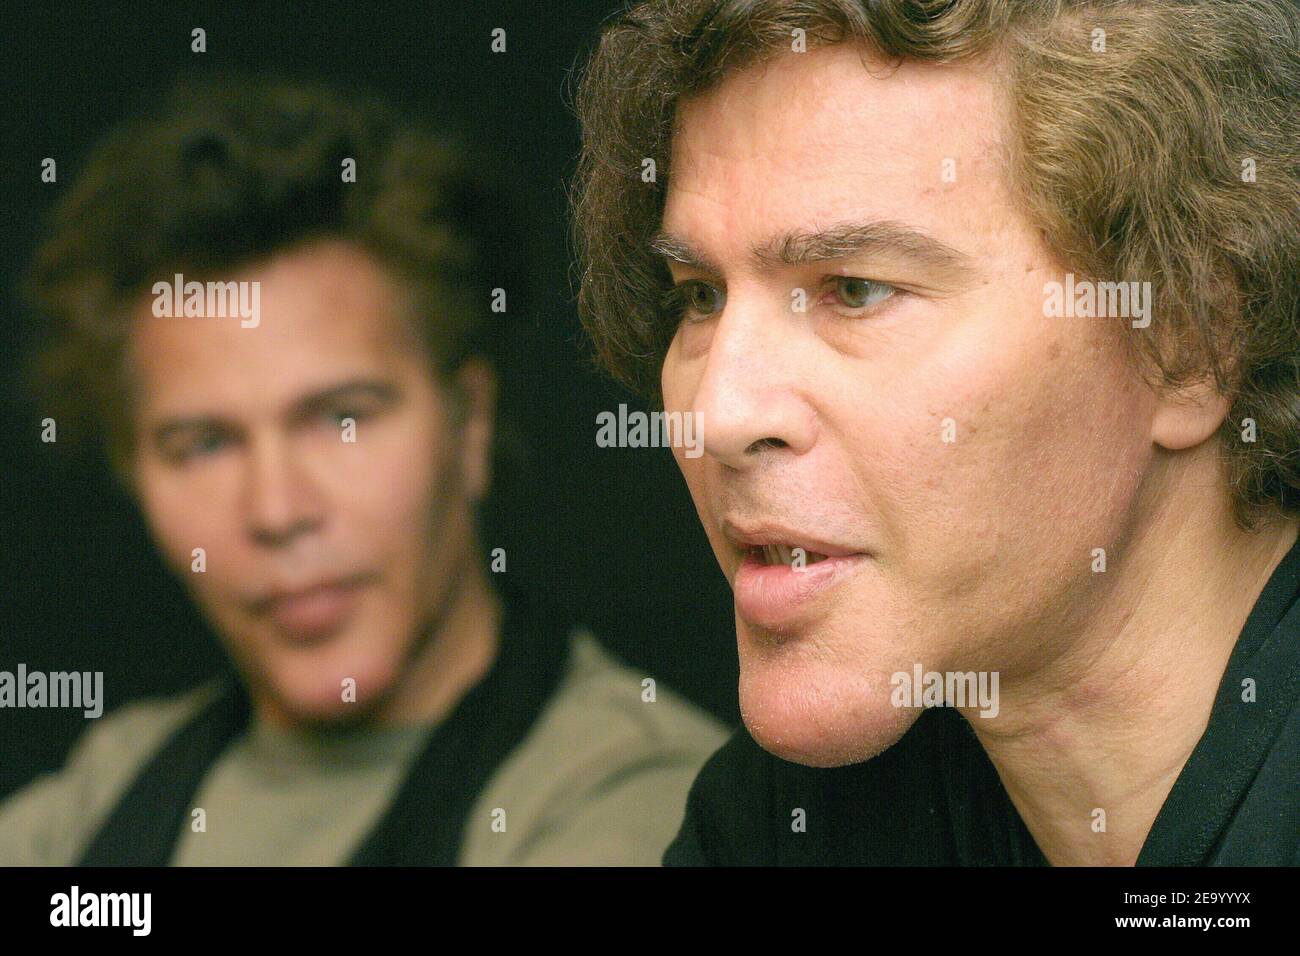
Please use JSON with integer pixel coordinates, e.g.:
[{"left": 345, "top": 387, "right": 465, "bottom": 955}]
[
  {"left": 659, "top": 44, "right": 1160, "bottom": 766},
  {"left": 128, "top": 239, "right": 492, "bottom": 726}
]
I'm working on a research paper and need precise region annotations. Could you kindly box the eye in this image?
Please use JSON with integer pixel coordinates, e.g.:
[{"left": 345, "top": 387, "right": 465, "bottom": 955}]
[
  {"left": 160, "top": 428, "right": 232, "bottom": 465},
  {"left": 314, "top": 400, "right": 384, "bottom": 429},
  {"left": 324, "top": 407, "right": 361, "bottom": 426},
  {"left": 665, "top": 279, "right": 726, "bottom": 323},
  {"left": 829, "top": 276, "right": 896, "bottom": 314},
  {"left": 196, "top": 432, "right": 228, "bottom": 453}
]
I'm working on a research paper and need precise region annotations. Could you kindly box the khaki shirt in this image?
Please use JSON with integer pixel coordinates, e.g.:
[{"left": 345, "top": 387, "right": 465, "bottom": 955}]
[{"left": 0, "top": 631, "right": 730, "bottom": 866}]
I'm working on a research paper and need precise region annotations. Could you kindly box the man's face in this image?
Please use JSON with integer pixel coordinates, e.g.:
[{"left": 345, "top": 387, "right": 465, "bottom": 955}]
[
  {"left": 129, "top": 240, "right": 491, "bottom": 726},
  {"left": 659, "top": 45, "right": 1159, "bottom": 767}
]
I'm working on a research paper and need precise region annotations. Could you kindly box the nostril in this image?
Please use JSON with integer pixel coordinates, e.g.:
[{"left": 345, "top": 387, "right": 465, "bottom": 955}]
[{"left": 746, "top": 438, "right": 788, "bottom": 453}]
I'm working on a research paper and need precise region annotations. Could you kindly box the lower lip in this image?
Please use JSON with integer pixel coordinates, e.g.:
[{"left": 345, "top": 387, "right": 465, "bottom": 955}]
[
  {"left": 733, "top": 552, "right": 868, "bottom": 631},
  {"left": 265, "top": 581, "right": 370, "bottom": 641}
]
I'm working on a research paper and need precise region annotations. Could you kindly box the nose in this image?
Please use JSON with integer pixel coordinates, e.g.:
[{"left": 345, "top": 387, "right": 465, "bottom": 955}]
[
  {"left": 686, "top": 292, "right": 818, "bottom": 471},
  {"left": 242, "top": 431, "right": 324, "bottom": 547}
]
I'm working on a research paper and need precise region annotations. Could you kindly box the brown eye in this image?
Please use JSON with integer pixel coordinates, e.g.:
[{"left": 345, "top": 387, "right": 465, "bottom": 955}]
[
  {"left": 835, "top": 276, "right": 893, "bottom": 310},
  {"left": 682, "top": 280, "right": 725, "bottom": 319}
]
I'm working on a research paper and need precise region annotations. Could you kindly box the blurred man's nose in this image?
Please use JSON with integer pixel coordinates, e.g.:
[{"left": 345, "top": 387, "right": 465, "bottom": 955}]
[
  {"left": 241, "top": 432, "right": 325, "bottom": 547},
  {"left": 688, "top": 291, "right": 818, "bottom": 471}
]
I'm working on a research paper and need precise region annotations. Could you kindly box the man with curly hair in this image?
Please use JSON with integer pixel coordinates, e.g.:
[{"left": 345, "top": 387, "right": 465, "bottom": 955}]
[{"left": 571, "top": 0, "right": 1300, "bottom": 865}]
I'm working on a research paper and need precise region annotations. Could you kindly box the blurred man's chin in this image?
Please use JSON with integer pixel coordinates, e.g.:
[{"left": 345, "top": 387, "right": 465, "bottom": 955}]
[
  {"left": 282, "top": 697, "right": 369, "bottom": 728},
  {"left": 737, "top": 662, "right": 920, "bottom": 769},
  {"left": 255, "top": 659, "right": 401, "bottom": 728}
]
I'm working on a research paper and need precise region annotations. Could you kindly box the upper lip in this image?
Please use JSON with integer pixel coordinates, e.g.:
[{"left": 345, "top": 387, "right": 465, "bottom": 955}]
[
  {"left": 721, "top": 517, "right": 865, "bottom": 559},
  {"left": 248, "top": 573, "right": 374, "bottom": 613}
]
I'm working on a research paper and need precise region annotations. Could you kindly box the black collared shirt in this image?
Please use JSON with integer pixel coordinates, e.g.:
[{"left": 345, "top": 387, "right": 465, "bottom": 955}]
[{"left": 665, "top": 533, "right": 1300, "bottom": 866}]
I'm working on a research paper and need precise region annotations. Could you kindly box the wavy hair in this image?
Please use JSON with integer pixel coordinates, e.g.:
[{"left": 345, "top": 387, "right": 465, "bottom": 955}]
[{"left": 571, "top": 0, "right": 1300, "bottom": 528}]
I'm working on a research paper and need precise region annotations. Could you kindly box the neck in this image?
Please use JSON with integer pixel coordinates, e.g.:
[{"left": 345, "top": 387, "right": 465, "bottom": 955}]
[
  {"left": 967, "top": 459, "right": 1298, "bottom": 866},
  {"left": 376, "top": 560, "right": 502, "bottom": 727}
]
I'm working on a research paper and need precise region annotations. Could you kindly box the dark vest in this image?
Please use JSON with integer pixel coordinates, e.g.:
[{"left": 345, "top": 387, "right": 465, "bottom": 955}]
[{"left": 77, "top": 587, "right": 571, "bottom": 866}]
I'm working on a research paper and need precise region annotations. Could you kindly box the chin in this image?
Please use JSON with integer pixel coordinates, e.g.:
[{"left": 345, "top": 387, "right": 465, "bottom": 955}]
[
  {"left": 736, "top": 637, "right": 921, "bottom": 769},
  {"left": 276, "top": 690, "right": 364, "bottom": 726},
  {"left": 255, "top": 646, "right": 405, "bottom": 727}
]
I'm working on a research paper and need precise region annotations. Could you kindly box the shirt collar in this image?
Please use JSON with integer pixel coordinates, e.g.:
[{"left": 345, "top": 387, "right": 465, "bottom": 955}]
[{"left": 1137, "top": 530, "right": 1300, "bottom": 865}]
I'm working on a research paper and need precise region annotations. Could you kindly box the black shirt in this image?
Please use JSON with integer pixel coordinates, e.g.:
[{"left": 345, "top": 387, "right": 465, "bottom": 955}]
[{"left": 665, "top": 533, "right": 1300, "bottom": 866}]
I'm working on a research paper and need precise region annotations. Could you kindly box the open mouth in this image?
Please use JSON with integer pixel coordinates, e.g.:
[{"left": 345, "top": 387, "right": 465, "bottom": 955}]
[
  {"left": 750, "top": 544, "right": 832, "bottom": 567},
  {"left": 733, "top": 539, "right": 868, "bottom": 630}
]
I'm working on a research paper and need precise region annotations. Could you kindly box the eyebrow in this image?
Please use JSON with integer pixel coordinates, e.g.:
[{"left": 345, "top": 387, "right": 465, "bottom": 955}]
[
  {"left": 150, "top": 379, "right": 402, "bottom": 444},
  {"left": 650, "top": 219, "right": 977, "bottom": 282},
  {"left": 291, "top": 380, "right": 401, "bottom": 422}
]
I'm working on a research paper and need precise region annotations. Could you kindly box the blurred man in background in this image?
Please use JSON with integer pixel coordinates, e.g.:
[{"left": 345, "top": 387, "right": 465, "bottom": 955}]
[{"left": 1, "top": 78, "right": 727, "bottom": 865}]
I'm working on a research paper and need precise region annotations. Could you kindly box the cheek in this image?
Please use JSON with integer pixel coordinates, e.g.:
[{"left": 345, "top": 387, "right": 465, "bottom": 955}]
[
  {"left": 954, "top": 328, "right": 1148, "bottom": 529},
  {"left": 363, "top": 439, "right": 440, "bottom": 521},
  {"left": 135, "top": 464, "right": 240, "bottom": 580},
  {"left": 664, "top": 360, "right": 715, "bottom": 512},
  {"left": 331, "top": 412, "right": 451, "bottom": 564},
  {"left": 845, "top": 304, "right": 1151, "bottom": 579},
  {"left": 661, "top": 339, "right": 689, "bottom": 409},
  {"left": 670, "top": 446, "right": 711, "bottom": 520}
]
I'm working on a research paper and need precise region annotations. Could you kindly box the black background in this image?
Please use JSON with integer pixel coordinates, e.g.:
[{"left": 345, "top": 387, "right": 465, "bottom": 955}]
[{"left": 0, "top": 0, "right": 739, "bottom": 800}]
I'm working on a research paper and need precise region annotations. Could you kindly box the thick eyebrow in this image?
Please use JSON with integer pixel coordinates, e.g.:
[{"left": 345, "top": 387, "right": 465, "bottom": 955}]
[
  {"left": 651, "top": 219, "right": 976, "bottom": 283},
  {"left": 149, "top": 379, "right": 402, "bottom": 444}
]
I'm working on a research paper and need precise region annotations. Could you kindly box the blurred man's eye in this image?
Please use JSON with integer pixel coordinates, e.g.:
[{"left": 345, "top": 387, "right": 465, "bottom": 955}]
[
  {"left": 316, "top": 400, "right": 383, "bottom": 428},
  {"left": 299, "top": 383, "right": 402, "bottom": 431},
  {"left": 159, "top": 428, "right": 232, "bottom": 464},
  {"left": 324, "top": 407, "right": 360, "bottom": 426}
]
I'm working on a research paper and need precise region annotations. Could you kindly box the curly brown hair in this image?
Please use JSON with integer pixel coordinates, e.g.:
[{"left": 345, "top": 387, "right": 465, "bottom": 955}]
[
  {"left": 26, "top": 76, "right": 526, "bottom": 481},
  {"left": 570, "top": 0, "right": 1300, "bottom": 529}
]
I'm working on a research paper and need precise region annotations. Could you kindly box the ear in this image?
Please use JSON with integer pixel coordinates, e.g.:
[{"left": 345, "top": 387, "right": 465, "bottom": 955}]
[
  {"left": 452, "top": 358, "right": 497, "bottom": 501},
  {"left": 1150, "top": 378, "right": 1230, "bottom": 451}
]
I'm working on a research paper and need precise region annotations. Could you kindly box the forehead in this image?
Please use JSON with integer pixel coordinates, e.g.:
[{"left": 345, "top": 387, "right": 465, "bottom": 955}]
[
  {"left": 128, "top": 240, "right": 425, "bottom": 418},
  {"left": 662, "top": 43, "right": 1011, "bottom": 257}
]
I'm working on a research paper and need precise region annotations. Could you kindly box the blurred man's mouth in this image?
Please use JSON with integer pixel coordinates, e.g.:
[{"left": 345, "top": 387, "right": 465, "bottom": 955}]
[
  {"left": 247, "top": 572, "right": 379, "bottom": 643},
  {"left": 723, "top": 518, "right": 869, "bottom": 631}
]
